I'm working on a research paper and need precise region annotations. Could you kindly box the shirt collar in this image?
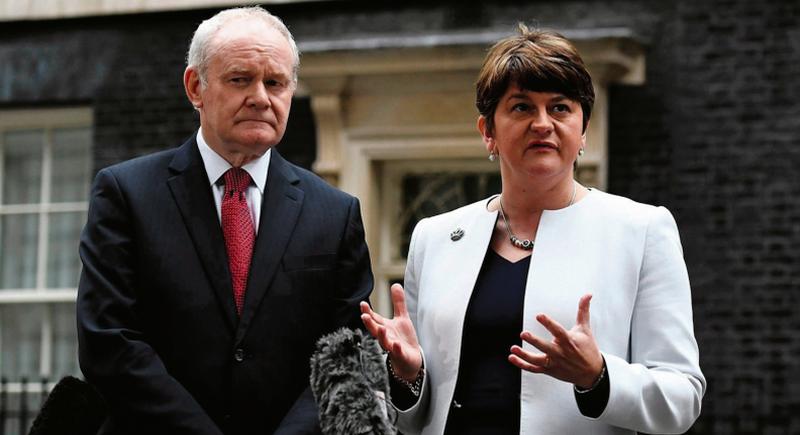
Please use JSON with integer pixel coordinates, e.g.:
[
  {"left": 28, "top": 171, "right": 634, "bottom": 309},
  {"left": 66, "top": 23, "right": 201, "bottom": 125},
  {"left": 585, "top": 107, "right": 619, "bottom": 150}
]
[{"left": 196, "top": 127, "right": 270, "bottom": 194}]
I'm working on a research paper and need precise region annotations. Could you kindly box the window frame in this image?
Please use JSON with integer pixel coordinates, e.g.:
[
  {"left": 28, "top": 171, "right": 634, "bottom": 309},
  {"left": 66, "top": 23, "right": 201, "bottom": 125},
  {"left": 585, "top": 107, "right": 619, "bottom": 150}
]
[{"left": 0, "top": 107, "right": 92, "bottom": 387}]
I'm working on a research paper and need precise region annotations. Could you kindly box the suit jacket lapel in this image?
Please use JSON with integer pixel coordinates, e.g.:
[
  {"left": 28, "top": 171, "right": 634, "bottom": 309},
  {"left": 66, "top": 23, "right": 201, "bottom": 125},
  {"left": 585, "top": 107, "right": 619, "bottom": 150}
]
[
  {"left": 166, "top": 137, "right": 238, "bottom": 331},
  {"left": 236, "top": 151, "right": 304, "bottom": 342}
]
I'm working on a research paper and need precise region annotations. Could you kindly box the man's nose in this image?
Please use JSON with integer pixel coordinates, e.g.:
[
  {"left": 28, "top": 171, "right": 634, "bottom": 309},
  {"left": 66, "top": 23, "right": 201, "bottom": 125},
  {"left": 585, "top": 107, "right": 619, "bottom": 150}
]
[{"left": 246, "top": 82, "right": 272, "bottom": 109}]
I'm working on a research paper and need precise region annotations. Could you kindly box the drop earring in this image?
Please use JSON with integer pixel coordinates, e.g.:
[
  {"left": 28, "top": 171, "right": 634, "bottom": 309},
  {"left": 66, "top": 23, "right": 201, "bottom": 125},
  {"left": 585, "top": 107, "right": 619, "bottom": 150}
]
[
  {"left": 488, "top": 151, "right": 497, "bottom": 162},
  {"left": 578, "top": 148, "right": 585, "bottom": 156}
]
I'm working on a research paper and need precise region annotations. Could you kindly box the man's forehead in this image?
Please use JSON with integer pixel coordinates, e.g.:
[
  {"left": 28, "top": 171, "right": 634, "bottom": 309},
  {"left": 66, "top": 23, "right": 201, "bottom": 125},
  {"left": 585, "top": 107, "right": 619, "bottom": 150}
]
[
  {"left": 209, "top": 22, "right": 293, "bottom": 69},
  {"left": 211, "top": 19, "right": 289, "bottom": 53}
]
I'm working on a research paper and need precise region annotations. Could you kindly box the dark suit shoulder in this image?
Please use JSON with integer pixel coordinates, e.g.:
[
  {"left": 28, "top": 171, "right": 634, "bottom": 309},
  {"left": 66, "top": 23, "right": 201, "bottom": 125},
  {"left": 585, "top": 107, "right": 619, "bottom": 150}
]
[
  {"left": 100, "top": 147, "right": 180, "bottom": 180},
  {"left": 275, "top": 153, "right": 356, "bottom": 204}
]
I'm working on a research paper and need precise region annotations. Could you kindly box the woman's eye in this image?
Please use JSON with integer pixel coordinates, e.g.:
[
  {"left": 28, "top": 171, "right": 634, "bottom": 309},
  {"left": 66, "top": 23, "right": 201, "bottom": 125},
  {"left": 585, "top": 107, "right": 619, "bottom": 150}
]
[
  {"left": 512, "top": 103, "right": 529, "bottom": 112},
  {"left": 551, "top": 104, "right": 570, "bottom": 113}
]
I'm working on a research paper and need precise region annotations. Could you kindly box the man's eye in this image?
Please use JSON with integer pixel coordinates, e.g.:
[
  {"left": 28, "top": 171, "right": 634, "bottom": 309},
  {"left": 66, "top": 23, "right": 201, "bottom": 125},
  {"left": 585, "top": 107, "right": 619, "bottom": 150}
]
[
  {"left": 230, "top": 77, "right": 249, "bottom": 84},
  {"left": 265, "top": 79, "right": 283, "bottom": 87}
]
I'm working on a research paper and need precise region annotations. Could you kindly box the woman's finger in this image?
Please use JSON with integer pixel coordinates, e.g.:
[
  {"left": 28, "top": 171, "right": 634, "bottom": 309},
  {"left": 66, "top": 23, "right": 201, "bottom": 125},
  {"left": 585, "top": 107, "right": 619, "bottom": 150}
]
[
  {"left": 359, "top": 304, "right": 388, "bottom": 329},
  {"left": 576, "top": 293, "right": 592, "bottom": 327},
  {"left": 536, "top": 314, "right": 571, "bottom": 342},
  {"left": 520, "top": 331, "right": 557, "bottom": 355},
  {"left": 375, "top": 324, "right": 397, "bottom": 354},
  {"left": 508, "top": 354, "right": 545, "bottom": 373},
  {"left": 510, "top": 345, "right": 550, "bottom": 368},
  {"left": 360, "top": 314, "right": 385, "bottom": 343},
  {"left": 390, "top": 283, "right": 409, "bottom": 317}
]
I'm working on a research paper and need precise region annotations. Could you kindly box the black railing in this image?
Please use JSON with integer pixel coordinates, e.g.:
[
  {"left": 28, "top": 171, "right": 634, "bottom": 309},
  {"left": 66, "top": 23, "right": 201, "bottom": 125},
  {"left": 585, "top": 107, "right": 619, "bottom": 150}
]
[{"left": 0, "top": 377, "right": 49, "bottom": 435}]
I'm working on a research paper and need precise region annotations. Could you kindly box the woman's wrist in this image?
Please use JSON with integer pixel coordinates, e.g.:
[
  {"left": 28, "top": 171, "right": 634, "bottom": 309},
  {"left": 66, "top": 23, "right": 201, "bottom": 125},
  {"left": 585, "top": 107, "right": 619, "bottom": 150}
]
[
  {"left": 387, "top": 350, "right": 422, "bottom": 381},
  {"left": 387, "top": 358, "right": 424, "bottom": 397},
  {"left": 575, "top": 358, "right": 607, "bottom": 393}
]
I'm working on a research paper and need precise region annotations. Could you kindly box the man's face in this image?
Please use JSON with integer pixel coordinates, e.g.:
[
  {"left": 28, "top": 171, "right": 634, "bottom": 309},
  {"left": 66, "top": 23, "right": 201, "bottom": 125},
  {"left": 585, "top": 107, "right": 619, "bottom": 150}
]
[{"left": 185, "top": 20, "right": 295, "bottom": 165}]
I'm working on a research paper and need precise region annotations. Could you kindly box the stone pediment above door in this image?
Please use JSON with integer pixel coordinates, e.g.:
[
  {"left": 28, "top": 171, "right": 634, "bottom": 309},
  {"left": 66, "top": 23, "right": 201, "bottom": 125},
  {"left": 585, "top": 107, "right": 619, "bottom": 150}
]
[{"left": 297, "top": 28, "right": 645, "bottom": 192}]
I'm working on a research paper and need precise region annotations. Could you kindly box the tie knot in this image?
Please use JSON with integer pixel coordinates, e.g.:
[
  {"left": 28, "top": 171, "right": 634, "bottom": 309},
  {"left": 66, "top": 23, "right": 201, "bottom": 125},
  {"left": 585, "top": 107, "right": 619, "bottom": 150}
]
[{"left": 223, "top": 168, "right": 251, "bottom": 193}]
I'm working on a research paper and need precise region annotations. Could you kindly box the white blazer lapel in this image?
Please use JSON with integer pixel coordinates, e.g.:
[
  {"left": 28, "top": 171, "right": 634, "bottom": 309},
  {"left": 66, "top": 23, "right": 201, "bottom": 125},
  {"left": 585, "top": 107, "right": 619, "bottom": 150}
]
[{"left": 414, "top": 201, "right": 497, "bottom": 435}]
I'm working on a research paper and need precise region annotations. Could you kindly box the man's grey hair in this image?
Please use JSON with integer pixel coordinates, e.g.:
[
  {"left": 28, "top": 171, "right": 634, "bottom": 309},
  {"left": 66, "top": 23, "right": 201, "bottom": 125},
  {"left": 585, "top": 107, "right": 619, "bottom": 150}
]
[{"left": 186, "top": 6, "right": 300, "bottom": 86}]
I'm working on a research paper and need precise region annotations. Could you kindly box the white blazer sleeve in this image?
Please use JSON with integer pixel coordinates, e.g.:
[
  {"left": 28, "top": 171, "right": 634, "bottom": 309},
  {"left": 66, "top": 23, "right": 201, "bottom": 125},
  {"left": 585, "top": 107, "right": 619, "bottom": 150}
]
[
  {"left": 598, "top": 206, "right": 706, "bottom": 434},
  {"left": 393, "top": 218, "right": 431, "bottom": 434}
]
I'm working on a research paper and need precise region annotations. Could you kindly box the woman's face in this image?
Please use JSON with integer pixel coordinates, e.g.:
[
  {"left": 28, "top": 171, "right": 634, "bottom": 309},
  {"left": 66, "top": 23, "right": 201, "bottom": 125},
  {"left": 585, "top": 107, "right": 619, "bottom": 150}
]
[{"left": 479, "top": 84, "right": 585, "bottom": 185}]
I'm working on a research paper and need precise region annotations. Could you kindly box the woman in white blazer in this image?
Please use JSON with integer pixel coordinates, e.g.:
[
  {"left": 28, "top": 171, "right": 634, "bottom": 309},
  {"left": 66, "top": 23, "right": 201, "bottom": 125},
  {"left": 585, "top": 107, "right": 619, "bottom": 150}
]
[{"left": 361, "top": 25, "right": 705, "bottom": 435}]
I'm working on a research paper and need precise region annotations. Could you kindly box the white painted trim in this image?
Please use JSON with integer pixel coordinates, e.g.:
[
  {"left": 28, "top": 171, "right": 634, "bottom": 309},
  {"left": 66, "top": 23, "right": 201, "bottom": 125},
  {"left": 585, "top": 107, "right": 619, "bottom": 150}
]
[
  {"left": 299, "top": 27, "right": 639, "bottom": 53},
  {"left": 0, "top": 202, "right": 89, "bottom": 214},
  {"left": 40, "top": 304, "right": 52, "bottom": 377},
  {"left": 0, "top": 380, "right": 59, "bottom": 393},
  {"left": 0, "top": 290, "right": 78, "bottom": 304}
]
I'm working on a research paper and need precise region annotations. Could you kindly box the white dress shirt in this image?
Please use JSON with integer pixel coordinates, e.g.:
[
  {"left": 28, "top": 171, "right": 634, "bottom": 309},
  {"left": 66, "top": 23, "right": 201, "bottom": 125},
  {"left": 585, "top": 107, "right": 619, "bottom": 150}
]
[{"left": 196, "top": 128, "right": 270, "bottom": 234}]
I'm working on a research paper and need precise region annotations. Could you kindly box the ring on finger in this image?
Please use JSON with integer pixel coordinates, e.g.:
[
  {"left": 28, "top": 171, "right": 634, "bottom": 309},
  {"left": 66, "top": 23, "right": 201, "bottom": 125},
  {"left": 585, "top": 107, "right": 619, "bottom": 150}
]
[{"left": 543, "top": 354, "right": 551, "bottom": 369}]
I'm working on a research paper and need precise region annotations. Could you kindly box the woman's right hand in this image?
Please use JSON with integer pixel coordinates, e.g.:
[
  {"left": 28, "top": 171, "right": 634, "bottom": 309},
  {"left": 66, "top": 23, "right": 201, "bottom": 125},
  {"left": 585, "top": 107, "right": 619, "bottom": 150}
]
[{"left": 360, "top": 283, "right": 423, "bottom": 381}]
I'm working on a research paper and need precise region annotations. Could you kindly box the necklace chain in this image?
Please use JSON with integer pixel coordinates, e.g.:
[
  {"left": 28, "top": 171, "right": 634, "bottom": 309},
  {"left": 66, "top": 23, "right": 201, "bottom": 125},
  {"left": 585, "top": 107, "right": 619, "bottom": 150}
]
[{"left": 498, "top": 182, "right": 578, "bottom": 250}]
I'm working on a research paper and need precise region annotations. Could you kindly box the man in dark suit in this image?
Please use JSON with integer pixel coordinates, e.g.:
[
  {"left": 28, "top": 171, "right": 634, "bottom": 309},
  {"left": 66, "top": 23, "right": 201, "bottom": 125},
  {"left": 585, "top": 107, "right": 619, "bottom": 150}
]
[{"left": 76, "top": 7, "right": 373, "bottom": 434}]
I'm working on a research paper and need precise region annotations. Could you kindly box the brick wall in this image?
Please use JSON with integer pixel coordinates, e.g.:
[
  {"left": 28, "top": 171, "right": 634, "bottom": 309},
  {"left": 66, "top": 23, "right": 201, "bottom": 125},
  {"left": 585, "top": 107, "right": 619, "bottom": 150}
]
[{"left": 608, "top": 1, "right": 800, "bottom": 433}]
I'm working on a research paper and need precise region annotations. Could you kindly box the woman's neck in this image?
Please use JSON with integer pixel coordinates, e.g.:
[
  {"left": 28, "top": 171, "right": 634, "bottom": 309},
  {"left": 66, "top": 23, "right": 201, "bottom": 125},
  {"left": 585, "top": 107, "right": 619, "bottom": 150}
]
[{"left": 500, "top": 177, "right": 578, "bottom": 214}]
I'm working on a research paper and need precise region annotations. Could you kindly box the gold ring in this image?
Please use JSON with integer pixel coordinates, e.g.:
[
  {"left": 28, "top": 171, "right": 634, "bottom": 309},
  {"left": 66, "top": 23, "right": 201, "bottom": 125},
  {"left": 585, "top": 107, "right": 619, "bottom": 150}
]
[{"left": 544, "top": 355, "right": 551, "bottom": 369}]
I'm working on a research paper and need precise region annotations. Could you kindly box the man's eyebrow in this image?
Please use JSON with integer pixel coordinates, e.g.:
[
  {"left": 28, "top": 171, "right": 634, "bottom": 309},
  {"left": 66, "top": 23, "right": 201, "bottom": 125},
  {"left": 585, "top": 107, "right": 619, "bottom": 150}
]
[{"left": 223, "top": 66, "right": 250, "bottom": 75}]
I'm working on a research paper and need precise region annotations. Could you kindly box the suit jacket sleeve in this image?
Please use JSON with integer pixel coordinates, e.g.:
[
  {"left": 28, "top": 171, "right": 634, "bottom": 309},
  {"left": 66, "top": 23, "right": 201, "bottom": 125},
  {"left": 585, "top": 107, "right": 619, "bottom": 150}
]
[
  {"left": 331, "top": 197, "right": 374, "bottom": 329},
  {"left": 76, "top": 168, "right": 224, "bottom": 435},
  {"left": 596, "top": 206, "right": 706, "bottom": 433},
  {"left": 275, "top": 195, "right": 374, "bottom": 433}
]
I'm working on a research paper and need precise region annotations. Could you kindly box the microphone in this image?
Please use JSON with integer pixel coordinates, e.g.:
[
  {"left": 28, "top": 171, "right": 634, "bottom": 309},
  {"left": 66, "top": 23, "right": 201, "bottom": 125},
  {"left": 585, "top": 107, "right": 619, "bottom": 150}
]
[{"left": 309, "top": 328, "right": 397, "bottom": 435}]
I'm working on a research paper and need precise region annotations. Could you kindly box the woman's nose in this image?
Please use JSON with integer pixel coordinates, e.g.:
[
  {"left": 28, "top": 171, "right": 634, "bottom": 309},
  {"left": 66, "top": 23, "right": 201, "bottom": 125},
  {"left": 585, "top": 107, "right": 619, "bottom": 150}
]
[{"left": 529, "top": 110, "right": 553, "bottom": 135}]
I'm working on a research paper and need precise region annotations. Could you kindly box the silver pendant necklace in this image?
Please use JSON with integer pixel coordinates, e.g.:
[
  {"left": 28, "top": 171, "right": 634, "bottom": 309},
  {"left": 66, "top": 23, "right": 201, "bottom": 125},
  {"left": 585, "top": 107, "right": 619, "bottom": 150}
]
[{"left": 498, "top": 181, "right": 577, "bottom": 250}]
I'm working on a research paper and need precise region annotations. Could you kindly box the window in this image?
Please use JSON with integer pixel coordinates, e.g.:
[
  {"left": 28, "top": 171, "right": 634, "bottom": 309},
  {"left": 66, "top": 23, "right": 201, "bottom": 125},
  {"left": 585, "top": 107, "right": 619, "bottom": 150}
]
[
  {"left": 373, "top": 160, "right": 500, "bottom": 313},
  {"left": 0, "top": 108, "right": 92, "bottom": 420}
]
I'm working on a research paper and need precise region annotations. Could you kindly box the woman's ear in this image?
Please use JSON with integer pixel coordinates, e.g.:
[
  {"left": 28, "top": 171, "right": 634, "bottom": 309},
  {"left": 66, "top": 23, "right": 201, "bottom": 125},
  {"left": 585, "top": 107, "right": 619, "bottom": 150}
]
[{"left": 477, "top": 115, "right": 494, "bottom": 153}]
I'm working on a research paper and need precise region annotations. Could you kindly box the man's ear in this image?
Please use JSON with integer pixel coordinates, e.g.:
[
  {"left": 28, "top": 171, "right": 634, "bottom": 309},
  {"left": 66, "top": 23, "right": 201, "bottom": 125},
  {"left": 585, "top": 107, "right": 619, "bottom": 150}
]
[
  {"left": 184, "top": 67, "right": 203, "bottom": 109},
  {"left": 477, "top": 115, "right": 494, "bottom": 153}
]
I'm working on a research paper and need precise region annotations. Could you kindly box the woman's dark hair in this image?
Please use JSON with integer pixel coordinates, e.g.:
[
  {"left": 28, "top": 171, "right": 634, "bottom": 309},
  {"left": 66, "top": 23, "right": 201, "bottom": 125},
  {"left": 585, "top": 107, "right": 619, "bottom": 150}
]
[{"left": 476, "top": 25, "right": 595, "bottom": 133}]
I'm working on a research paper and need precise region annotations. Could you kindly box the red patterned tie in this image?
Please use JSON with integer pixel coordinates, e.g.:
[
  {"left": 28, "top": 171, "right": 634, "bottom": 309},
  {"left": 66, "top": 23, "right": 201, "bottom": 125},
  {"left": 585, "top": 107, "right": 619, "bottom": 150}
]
[{"left": 222, "top": 168, "right": 255, "bottom": 315}]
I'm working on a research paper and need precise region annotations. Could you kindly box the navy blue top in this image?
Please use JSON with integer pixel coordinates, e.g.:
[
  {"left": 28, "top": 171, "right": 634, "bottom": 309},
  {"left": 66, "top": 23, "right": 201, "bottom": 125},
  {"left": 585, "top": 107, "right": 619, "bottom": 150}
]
[{"left": 444, "top": 248, "right": 530, "bottom": 434}]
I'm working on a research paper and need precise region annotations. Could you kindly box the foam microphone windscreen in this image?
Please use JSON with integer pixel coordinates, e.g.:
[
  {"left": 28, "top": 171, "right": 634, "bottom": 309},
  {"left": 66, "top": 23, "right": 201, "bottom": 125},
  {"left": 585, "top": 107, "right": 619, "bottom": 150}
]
[{"left": 310, "top": 328, "right": 397, "bottom": 435}]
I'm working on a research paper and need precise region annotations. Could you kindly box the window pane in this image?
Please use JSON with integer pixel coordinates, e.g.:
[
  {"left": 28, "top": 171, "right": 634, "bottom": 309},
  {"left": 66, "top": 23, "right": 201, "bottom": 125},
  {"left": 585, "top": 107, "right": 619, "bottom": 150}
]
[
  {"left": 2, "top": 130, "right": 43, "bottom": 205},
  {"left": 51, "top": 128, "right": 92, "bottom": 203},
  {"left": 52, "top": 303, "right": 79, "bottom": 377},
  {"left": 0, "top": 304, "right": 43, "bottom": 379},
  {"left": 47, "top": 212, "right": 84, "bottom": 288},
  {"left": 0, "top": 214, "right": 39, "bottom": 289},
  {"left": 398, "top": 172, "right": 501, "bottom": 258}
]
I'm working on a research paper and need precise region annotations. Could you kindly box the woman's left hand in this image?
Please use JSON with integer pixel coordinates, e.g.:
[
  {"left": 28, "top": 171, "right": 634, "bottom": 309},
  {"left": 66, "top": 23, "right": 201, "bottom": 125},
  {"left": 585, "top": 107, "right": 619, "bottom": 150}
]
[{"left": 508, "top": 293, "right": 604, "bottom": 389}]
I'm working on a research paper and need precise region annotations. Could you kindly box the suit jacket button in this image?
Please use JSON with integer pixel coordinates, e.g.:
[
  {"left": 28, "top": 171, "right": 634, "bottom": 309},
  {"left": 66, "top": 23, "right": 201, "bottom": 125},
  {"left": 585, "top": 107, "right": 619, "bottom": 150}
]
[{"left": 234, "top": 348, "right": 245, "bottom": 362}]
